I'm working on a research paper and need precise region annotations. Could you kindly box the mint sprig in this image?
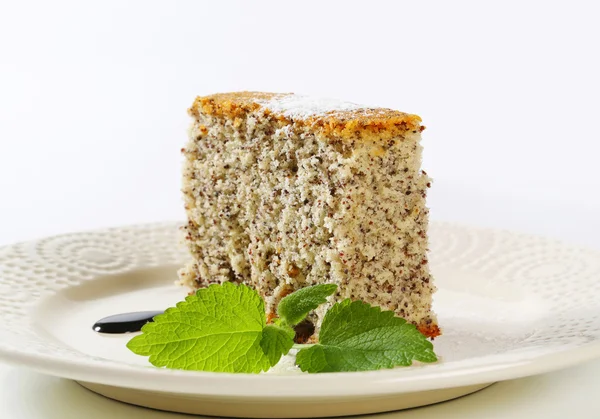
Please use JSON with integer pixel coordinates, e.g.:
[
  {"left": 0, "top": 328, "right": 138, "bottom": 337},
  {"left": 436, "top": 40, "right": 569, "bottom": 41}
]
[{"left": 127, "top": 282, "right": 438, "bottom": 373}]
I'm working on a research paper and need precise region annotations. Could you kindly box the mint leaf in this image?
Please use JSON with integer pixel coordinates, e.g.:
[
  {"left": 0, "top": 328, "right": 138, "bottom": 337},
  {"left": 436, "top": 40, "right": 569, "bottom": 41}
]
[
  {"left": 295, "top": 300, "right": 437, "bottom": 373},
  {"left": 126, "top": 282, "right": 294, "bottom": 373},
  {"left": 277, "top": 283, "right": 338, "bottom": 326},
  {"left": 260, "top": 324, "right": 294, "bottom": 366}
]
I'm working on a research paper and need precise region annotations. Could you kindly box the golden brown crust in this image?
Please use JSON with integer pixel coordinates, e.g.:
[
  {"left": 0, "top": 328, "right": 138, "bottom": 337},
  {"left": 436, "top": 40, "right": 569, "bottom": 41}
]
[
  {"left": 189, "top": 92, "right": 283, "bottom": 119},
  {"left": 189, "top": 91, "right": 423, "bottom": 141},
  {"left": 417, "top": 323, "right": 441, "bottom": 339}
]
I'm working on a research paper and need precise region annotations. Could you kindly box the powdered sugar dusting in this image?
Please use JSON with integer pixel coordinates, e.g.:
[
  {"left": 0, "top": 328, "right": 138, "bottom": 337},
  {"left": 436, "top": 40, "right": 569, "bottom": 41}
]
[{"left": 258, "top": 94, "right": 366, "bottom": 119}]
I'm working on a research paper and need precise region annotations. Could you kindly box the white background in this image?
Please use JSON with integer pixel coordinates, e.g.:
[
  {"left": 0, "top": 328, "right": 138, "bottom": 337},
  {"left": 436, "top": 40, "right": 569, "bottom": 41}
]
[
  {"left": 1, "top": 1, "right": 599, "bottom": 418},
  {"left": 1, "top": 0, "right": 599, "bottom": 247}
]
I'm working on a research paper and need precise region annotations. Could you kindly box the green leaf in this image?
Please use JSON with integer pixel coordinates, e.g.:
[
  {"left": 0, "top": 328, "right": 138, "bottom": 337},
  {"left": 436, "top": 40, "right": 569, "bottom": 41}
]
[
  {"left": 295, "top": 299, "right": 438, "bottom": 373},
  {"left": 277, "top": 283, "right": 338, "bottom": 326},
  {"left": 126, "top": 282, "right": 294, "bottom": 373},
  {"left": 260, "top": 324, "right": 295, "bottom": 366}
]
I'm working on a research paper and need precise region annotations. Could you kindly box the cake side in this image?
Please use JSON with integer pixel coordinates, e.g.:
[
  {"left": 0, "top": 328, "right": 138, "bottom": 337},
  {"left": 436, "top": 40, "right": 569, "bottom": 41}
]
[
  {"left": 312, "top": 129, "right": 438, "bottom": 338},
  {"left": 179, "top": 92, "right": 439, "bottom": 339}
]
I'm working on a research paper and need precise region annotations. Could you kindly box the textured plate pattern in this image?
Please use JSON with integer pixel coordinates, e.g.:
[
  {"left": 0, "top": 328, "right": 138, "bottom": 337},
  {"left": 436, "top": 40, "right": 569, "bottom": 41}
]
[
  {"left": 0, "top": 222, "right": 599, "bottom": 398},
  {"left": 0, "top": 223, "right": 186, "bottom": 364},
  {"left": 428, "top": 224, "right": 600, "bottom": 350}
]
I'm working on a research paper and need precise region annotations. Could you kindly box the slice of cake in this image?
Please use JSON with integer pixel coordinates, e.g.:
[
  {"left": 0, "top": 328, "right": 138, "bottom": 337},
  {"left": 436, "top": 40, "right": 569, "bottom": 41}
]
[{"left": 179, "top": 92, "right": 440, "bottom": 339}]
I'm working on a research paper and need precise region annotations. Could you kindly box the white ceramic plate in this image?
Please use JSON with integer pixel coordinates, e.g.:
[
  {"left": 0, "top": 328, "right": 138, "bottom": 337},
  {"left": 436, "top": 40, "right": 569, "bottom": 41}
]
[{"left": 0, "top": 222, "right": 599, "bottom": 418}]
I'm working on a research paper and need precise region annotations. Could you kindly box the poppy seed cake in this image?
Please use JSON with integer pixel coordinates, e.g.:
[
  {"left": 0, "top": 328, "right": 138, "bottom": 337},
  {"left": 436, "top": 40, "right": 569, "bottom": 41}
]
[{"left": 179, "top": 92, "right": 440, "bottom": 339}]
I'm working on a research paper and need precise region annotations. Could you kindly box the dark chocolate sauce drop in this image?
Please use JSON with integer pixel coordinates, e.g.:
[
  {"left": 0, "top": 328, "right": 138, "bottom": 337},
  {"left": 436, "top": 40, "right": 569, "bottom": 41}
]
[
  {"left": 293, "top": 319, "right": 316, "bottom": 344},
  {"left": 92, "top": 310, "right": 164, "bottom": 334}
]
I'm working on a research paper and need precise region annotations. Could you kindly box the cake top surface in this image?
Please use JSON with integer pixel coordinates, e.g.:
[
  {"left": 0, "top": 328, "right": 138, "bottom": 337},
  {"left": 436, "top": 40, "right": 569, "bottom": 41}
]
[
  {"left": 256, "top": 93, "right": 366, "bottom": 119},
  {"left": 189, "top": 92, "right": 423, "bottom": 140}
]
